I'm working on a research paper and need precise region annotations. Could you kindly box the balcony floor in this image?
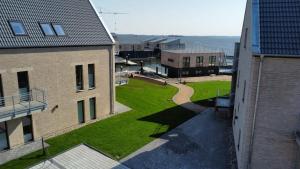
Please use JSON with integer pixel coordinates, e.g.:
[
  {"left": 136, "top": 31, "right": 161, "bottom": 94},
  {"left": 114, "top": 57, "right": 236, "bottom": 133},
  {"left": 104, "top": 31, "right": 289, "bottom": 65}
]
[{"left": 0, "top": 101, "right": 46, "bottom": 123}]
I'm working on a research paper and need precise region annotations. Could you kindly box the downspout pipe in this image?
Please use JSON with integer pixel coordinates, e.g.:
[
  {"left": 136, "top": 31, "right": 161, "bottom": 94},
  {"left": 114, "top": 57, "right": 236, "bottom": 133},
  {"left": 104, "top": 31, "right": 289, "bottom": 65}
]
[{"left": 247, "top": 54, "right": 264, "bottom": 169}]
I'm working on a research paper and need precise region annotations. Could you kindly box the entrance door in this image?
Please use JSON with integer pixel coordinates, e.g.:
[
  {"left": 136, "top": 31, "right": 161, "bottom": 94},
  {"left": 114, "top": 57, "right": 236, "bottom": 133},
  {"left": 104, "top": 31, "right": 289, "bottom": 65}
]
[
  {"left": 0, "top": 75, "right": 4, "bottom": 107},
  {"left": 0, "top": 122, "right": 9, "bottom": 151},
  {"left": 22, "top": 116, "right": 33, "bottom": 143},
  {"left": 77, "top": 101, "right": 85, "bottom": 124},
  {"left": 17, "top": 72, "right": 30, "bottom": 102}
]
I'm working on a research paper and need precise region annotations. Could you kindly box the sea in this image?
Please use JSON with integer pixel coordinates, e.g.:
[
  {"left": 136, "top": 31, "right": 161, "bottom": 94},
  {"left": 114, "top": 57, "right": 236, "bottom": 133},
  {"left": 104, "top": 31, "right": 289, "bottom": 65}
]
[{"left": 116, "top": 34, "right": 240, "bottom": 56}]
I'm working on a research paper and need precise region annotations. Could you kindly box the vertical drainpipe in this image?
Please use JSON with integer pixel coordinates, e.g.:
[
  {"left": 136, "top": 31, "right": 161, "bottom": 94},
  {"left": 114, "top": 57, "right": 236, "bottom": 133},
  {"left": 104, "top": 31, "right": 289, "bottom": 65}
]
[
  {"left": 247, "top": 54, "right": 264, "bottom": 169},
  {"left": 109, "top": 45, "right": 115, "bottom": 115}
]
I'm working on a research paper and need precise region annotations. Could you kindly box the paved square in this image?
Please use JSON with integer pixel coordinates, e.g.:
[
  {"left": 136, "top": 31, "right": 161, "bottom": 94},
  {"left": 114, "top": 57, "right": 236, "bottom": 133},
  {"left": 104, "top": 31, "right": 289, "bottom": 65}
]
[{"left": 121, "top": 109, "right": 232, "bottom": 169}]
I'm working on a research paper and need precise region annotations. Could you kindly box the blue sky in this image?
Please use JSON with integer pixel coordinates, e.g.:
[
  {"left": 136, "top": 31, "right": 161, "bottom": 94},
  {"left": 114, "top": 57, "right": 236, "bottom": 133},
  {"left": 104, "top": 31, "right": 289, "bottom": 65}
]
[{"left": 92, "top": 0, "right": 247, "bottom": 36}]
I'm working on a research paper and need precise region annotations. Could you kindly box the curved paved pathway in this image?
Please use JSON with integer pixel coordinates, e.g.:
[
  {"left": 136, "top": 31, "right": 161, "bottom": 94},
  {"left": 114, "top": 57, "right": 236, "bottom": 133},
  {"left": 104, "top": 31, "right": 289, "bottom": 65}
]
[
  {"left": 133, "top": 74, "right": 206, "bottom": 113},
  {"left": 170, "top": 82, "right": 205, "bottom": 113}
]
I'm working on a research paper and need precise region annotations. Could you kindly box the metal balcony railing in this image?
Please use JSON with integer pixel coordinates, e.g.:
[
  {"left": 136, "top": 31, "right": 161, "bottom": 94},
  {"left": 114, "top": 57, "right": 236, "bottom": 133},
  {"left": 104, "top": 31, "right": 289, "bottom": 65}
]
[{"left": 0, "top": 88, "right": 47, "bottom": 122}]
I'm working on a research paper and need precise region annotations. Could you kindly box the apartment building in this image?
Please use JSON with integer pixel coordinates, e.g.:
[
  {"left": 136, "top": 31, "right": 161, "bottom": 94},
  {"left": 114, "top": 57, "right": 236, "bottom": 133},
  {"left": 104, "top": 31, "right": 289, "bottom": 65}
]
[
  {"left": 233, "top": 0, "right": 300, "bottom": 169},
  {"left": 161, "top": 50, "right": 226, "bottom": 77},
  {"left": 0, "top": 0, "right": 115, "bottom": 152}
]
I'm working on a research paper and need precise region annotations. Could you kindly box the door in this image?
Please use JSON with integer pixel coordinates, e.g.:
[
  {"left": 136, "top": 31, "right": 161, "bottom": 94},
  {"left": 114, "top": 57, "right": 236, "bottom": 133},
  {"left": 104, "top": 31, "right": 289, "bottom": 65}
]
[
  {"left": 77, "top": 101, "right": 85, "bottom": 124},
  {"left": 17, "top": 72, "right": 30, "bottom": 102},
  {"left": 0, "top": 122, "right": 9, "bottom": 151},
  {"left": 0, "top": 75, "right": 4, "bottom": 107},
  {"left": 22, "top": 116, "right": 33, "bottom": 143}
]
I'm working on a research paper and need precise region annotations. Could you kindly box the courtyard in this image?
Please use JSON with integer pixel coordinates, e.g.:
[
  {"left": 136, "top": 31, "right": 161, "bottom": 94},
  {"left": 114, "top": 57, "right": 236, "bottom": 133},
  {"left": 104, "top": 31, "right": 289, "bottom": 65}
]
[{"left": 0, "top": 78, "right": 232, "bottom": 169}]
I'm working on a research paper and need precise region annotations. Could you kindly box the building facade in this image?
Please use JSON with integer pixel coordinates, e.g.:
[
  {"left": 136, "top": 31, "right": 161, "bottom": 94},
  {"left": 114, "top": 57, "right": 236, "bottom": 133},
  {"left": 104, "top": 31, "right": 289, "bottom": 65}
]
[
  {"left": 161, "top": 50, "right": 226, "bottom": 77},
  {"left": 0, "top": 0, "right": 115, "bottom": 152},
  {"left": 233, "top": 0, "right": 300, "bottom": 169}
]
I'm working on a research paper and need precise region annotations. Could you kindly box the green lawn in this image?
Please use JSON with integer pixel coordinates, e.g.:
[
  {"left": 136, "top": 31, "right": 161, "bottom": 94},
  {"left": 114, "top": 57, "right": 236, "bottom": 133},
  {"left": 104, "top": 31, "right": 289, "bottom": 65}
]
[
  {"left": 0, "top": 79, "right": 195, "bottom": 169},
  {"left": 187, "top": 81, "right": 231, "bottom": 106}
]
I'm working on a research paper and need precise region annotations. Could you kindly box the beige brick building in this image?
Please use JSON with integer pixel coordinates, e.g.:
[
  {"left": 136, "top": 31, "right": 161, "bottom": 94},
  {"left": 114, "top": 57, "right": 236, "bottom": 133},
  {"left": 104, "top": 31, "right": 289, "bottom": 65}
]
[
  {"left": 0, "top": 0, "right": 115, "bottom": 153},
  {"left": 233, "top": 0, "right": 300, "bottom": 169}
]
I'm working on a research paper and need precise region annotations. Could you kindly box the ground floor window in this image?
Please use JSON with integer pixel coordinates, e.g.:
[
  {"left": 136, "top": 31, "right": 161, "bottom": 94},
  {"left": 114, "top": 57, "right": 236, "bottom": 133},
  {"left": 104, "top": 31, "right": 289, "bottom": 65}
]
[
  {"left": 0, "top": 122, "right": 9, "bottom": 151},
  {"left": 89, "top": 98, "right": 96, "bottom": 120},
  {"left": 22, "top": 116, "right": 33, "bottom": 143},
  {"left": 181, "top": 71, "right": 189, "bottom": 76},
  {"left": 195, "top": 70, "right": 202, "bottom": 75},
  {"left": 77, "top": 100, "right": 85, "bottom": 124}
]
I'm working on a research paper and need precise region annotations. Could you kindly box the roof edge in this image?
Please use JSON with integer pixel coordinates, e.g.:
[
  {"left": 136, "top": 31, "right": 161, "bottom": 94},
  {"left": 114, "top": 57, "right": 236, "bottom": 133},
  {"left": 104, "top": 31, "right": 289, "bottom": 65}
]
[
  {"left": 252, "top": 0, "right": 261, "bottom": 54},
  {"left": 253, "top": 53, "right": 300, "bottom": 58},
  {"left": 88, "top": 0, "right": 115, "bottom": 44}
]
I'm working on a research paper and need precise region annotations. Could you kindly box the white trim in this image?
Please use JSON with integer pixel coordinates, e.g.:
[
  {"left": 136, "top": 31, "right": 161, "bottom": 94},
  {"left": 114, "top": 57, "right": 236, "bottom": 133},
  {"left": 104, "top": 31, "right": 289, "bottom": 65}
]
[{"left": 88, "top": 0, "right": 115, "bottom": 44}]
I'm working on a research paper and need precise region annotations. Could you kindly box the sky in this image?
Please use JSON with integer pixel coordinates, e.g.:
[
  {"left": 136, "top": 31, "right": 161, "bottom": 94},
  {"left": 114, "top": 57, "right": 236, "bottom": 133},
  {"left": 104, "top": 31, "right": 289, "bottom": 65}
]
[{"left": 92, "top": 0, "right": 247, "bottom": 36}]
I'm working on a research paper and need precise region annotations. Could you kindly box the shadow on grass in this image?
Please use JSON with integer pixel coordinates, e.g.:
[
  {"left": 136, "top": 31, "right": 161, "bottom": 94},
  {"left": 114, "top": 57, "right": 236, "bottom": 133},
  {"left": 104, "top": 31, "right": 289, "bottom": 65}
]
[
  {"left": 139, "top": 105, "right": 196, "bottom": 138},
  {"left": 193, "top": 94, "right": 230, "bottom": 108},
  {"left": 193, "top": 97, "right": 216, "bottom": 107}
]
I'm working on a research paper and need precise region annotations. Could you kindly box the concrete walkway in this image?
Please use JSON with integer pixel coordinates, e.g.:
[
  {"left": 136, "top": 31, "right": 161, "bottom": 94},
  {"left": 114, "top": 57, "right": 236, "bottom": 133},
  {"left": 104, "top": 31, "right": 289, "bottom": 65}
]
[
  {"left": 31, "top": 144, "right": 130, "bottom": 169},
  {"left": 115, "top": 101, "right": 132, "bottom": 114},
  {"left": 121, "top": 109, "right": 232, "bottom": 169},
  {"left": 170, "top": 83, "right": 205, "bottom": 113},
  {"left": 0, "top": 140, "right": 49, "bottom": 165}
]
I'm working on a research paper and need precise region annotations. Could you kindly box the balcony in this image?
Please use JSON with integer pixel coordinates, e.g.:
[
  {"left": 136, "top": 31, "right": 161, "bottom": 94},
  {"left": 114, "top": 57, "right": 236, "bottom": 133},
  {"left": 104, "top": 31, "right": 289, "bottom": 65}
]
[{"left": 0, "top": 89, "right": 47, "bottom": 123}]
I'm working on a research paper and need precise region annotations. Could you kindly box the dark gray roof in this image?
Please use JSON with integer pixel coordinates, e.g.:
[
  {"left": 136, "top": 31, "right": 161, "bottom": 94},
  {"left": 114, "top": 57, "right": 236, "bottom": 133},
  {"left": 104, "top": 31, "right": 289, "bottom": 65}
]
[
  {"left": 253, "top": 0, "right": 300, "bottom": 55},
  {"left": 0, "top": 0, "right": 113, "bottom": 49},
  {"left": 149, "top": 38, "right": 167, "bottom": 43},
  {"left": 160, "top": 39, "right": 180, "bottom": 44}
]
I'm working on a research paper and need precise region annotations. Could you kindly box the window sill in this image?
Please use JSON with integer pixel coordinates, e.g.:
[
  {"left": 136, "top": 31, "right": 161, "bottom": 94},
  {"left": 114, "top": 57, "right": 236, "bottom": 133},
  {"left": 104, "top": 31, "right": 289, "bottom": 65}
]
[
  {"left": 76, "top": 90, "right": 85, "bottom": 93},
  {"left": 88, "top": 87, "right": 96, "bottom": 90}
]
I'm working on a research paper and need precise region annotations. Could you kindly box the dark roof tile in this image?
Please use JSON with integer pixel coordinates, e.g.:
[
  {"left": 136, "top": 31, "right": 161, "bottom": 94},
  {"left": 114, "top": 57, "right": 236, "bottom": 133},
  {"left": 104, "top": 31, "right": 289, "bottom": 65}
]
[
  {"left": 256, "top": 0, "right": 300, "bottom": 55},
  {"left": 0, "top": 0, "right": 113, "bottom": 48}
]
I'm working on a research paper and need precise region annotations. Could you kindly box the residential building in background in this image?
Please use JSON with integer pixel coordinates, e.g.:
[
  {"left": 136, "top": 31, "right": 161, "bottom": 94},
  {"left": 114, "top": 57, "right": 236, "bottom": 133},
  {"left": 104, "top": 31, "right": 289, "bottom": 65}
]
[
  {"left": 233, "top": 0, "right": 300, "bottom": 169},
  {"left": 161, "top": 50, "right": 226, "bottom": 77},
  {"left": 0, "top": 0, "right": 115, "bottom": 160},
  {"left": 116, "top": 35, "right": 185, "bottom": 59}
]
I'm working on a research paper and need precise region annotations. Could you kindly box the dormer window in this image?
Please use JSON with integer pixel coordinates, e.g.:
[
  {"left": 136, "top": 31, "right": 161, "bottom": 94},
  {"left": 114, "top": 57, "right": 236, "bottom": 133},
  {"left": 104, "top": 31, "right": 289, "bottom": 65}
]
[
  {"left": 9, "top": 21, "right": 27, "bottom": 36},
  {"left": 53, "top": 24, "right": 66, "bottom": 36},
  {"left": 40, "top": 23, "right": 55, "bottom": 36}
]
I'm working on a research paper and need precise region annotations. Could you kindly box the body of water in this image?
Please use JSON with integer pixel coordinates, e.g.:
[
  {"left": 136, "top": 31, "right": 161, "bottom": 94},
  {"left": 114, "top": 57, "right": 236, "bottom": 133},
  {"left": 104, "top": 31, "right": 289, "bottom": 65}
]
[{"left": 117, "top": 34, "right": 240, "bottom": 56}]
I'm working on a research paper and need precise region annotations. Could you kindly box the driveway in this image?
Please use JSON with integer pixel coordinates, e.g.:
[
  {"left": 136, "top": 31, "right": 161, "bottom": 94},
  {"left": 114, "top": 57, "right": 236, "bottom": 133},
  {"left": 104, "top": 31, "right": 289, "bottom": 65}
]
[{"left": 121, "top": 109, "right": 233, "bottom": 169}]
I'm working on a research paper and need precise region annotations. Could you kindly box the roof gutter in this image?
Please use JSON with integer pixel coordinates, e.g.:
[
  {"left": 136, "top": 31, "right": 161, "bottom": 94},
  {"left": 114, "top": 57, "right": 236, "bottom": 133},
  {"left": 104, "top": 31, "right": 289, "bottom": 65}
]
[{"left": 247, "top": 54, "right": 264, "bottom": 169}]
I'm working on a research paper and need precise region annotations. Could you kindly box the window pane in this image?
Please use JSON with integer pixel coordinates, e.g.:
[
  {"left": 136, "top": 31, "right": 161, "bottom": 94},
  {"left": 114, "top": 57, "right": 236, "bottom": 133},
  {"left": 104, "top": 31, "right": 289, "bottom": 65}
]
[
  {"left": 88, "top": 64, "right": 95, "bottom": 88},
  {"left": 9, "top": 21, "right": 27, "bottom": 35},
  {"left": 77, "top": 101, "right": 85, "bottom": 124},
  {"left": 0, "top": 122, "right": 8, "bottom": 151},
  {"left": 183, "top": 57, "right": 190, "bottom": 68},
  {"left": 76, "top": 65, "right": 83, "bottom": 90},
  {"left": 40, "top": 23, "right": 55, "bottom": 36},
  {"left": 89, "top": 98, "right": 96, "bottom": 120},
  {"left": 22, "top": 116, "right": 33, "bottom": 143},
  {"left": 53, "top": 24, "right": 66, "bottom": 36}
]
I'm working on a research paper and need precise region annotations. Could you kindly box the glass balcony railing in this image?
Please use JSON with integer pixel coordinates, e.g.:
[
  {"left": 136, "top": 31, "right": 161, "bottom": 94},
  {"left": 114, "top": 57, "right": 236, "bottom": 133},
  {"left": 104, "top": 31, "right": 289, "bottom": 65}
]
[{"left": 0, "top": 89, "right": 47, "bottom": 122}]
